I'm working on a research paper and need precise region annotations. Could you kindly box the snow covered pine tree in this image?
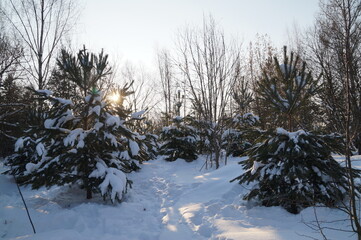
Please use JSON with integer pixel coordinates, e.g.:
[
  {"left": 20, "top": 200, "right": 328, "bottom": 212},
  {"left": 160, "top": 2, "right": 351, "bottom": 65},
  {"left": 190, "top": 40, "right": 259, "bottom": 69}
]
[
  {"left": 6, "top": 47, "right": 144, "bottom": 202},
  {"left": 231, "top": 128, "right": 354, "bottom": 214},
  {"left": 222, "top": 113, "right": 259, "bottom": 157},
  {"left": 110, "top": 82, "right": 158, "bottom": 165},
  {"left": 5, "top": 89, "right": 73, "bottom": 187},
  {"left": 159, "top": 116, "right": 198, "bottom": 162},
  {"left": 231, "top": 47, "right": 359, "bottom": 214}
]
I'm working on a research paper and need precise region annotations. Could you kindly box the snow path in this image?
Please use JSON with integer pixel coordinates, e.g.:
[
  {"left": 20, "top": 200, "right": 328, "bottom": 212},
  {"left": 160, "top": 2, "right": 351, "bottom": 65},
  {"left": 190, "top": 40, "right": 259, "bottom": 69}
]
[{"left": 0, "top": 157, "right": 358, "bottom": 240}]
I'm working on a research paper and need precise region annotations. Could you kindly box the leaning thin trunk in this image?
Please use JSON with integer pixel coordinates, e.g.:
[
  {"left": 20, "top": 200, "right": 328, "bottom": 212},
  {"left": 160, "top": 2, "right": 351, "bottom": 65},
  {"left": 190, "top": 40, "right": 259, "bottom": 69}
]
[
  {"left": 345, "top": 23, "right": 361, "bottom": 236},
  {"left": 86, "top": 187, "right": 92, "bottom": 199}
]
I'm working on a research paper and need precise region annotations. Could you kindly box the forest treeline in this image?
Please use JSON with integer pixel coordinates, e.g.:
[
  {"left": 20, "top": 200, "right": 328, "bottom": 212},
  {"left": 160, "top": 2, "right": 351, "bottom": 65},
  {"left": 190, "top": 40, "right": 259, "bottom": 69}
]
[
  {"left": 2, "top": 0, "right": 361, "bottom": 237},
  {"left": 2, "top": 1, "right": 361, "bottom": 157}
]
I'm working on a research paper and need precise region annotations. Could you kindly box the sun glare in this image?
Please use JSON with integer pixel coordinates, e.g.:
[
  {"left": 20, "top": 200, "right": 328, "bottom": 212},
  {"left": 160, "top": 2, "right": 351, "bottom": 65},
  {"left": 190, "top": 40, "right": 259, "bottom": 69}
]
[{"left": 109, "top": 93, "right": 120, "bottom": 103}]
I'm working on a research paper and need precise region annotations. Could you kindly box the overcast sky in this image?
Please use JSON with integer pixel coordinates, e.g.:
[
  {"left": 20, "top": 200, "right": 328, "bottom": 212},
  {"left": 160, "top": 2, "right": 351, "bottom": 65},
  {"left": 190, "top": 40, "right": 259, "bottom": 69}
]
[{"left": 75, "top": 0, "right": 319, "bottom": 69}]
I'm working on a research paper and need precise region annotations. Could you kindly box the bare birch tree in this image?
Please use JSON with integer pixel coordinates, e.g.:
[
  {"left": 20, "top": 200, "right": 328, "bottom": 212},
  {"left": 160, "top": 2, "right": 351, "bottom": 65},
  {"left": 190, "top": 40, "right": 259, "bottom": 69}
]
[
  {"left": 1, "top": 0, "right": 75, "bottom": 89},
  {"left": 0, "top": 31, "right": 25, "bottom": 156},
  {"left": 244, "top": 34, "right": 277, "bottom": 129},
  {"left": 305, "top": 0, "right": 361, "bottom": 237},
  {"left": 157, "top": 49, "right": 174, "bottom": 124},
  {"left": 121, "top": 62, "right": 157, "bottom": 113},
  {"left": 175, "top": 16, "right": 242, "bottom": 168}
]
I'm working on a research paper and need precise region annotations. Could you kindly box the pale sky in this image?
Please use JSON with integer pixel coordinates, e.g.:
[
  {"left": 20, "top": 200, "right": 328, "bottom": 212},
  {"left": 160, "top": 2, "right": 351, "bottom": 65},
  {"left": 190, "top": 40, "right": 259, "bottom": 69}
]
[{"left": 75, "top": 0, "right": 319, "bottom": 69}]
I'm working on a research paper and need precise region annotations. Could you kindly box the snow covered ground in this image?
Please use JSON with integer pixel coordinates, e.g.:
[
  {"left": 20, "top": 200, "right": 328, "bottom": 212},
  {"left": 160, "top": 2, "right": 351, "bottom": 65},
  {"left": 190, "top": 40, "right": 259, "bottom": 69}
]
[{"left": 0, "top": 156, "right": 358, "bottom": 240}]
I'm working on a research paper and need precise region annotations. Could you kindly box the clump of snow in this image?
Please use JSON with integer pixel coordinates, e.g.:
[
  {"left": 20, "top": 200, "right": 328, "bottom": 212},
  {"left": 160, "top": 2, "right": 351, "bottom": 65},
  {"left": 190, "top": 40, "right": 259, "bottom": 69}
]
[
  {"left": 279, "top": 64, "right": 293, "bottom": 75},
  {"left": 99, "top": 167, "right": 127, "bottom": 202},
  {"left": 89, "top": 161, "right": 127, "bottom": 202},
  {"left": 14, "top": 137, "right": 26, "bottom": 152},
  {"left": 36, "top": 89, "right": 53, "bottom": 96},
  {"left": 84, "top": 95, "right": 91, "bottom": 103},
  {"left": 94, "top": 122, "right": 104, "bottom": 130},
  {"left": 68, "top": 149, "right": 77, "bottom": 154},
  {"left": 89, "top": 161, "right": 107, "bottom": 178},
  {"left": 222, "top": 129, "right": 239, "bottom": 139},
  {"left": 173, "top": 116, "right": 183, "bottom": 121},
  {"left": 312, "top": 166, "right": 322, "bottom": 177},
  {"left": 64, "top": 128, "right": 87, "bottom": 148},
  {"left": 24, "top": 154, "right": 52, "bottom": 174},
  {"left": 119, "top": 150, "right": 131, "bottom": 160},
  {"left": 54, "top": 98, "right": 73, "bottom": 106},
  {"left": 105, "top": 114, "right": 121, "bottom": 127},
  {"left": 104, "top": 133, "right": 118, "bottom": 147},
  {"left": 76, "top": 140, "right": 85, "bottom": 149},
  {"left": 25, "top": 162, "right": 38, "bottom": 173},
  {"left": 276, "top": 127, "right": 307, "bottom": 143},
  {"left": 36, "top": 143, "right": 46, "bottom": 156},
  {"left": 131, "top": 110, "right": 146, "bottom": 119},
  {"left": 129, "top": 140, "right": 140, "bottom": 156},
  {"left": 44, "top": 109, "right": 74, "bottom": 129},
  {"left": 233, "top": 113, "right": 260, "bottom": 126},
  {"left": 251, "top": 161, "right": 265, "bottom": 175},
  {"left": 88, "top": 105, "right": 101, "bottom": 116},
  {"left": 44, "top": 119, "right": 55, "bottom": 129}
]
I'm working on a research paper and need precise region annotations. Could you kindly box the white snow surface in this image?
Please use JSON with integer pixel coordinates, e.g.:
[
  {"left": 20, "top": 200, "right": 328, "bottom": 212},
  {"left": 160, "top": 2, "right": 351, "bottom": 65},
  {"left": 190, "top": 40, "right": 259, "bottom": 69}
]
[{"left": 0, "top": 156, "right": 358, "bottom": 240}]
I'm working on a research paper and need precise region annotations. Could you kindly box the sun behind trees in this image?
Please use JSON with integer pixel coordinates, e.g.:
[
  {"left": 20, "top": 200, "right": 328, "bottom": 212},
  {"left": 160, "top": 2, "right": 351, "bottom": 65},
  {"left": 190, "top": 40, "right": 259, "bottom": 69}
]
[
  {"left": 5, "top": 47, "right": 153, "bottom": 202},
  {"left": 2, "top": 1, "right": 361, "bottom": 238}
]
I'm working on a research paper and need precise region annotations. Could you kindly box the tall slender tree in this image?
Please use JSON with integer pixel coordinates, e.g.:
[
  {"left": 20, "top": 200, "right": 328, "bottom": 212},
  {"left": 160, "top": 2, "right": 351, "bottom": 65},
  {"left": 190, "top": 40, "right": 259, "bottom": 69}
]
[
  {"left": 6, "top": 47, "right": 142, "bottom": 202},
  {"left": 175, "top": 16, "right": 242, "bottom": 168},
  {"left": 306, "top": 1, "right": 361, "bottom": 236},
  {"left": 157, "top": 49, "right": 174, "bottom": 125},
  {"left": 255, "top": 46, "right": 321, "bottom": 131},
  {"left": 232, "top": 46, "right": 355, "bottom": 215},
  {"left": 1, "top": 0, "right": 75, "bottom": 89},
  {"left": 0, "top": 30, "right": 24, "bottom": 156}
]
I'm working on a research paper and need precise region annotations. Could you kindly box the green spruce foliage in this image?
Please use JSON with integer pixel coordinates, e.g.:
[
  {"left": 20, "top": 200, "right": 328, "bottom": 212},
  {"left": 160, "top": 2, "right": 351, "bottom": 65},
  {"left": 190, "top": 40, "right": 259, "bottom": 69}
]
[
  {"left": 231, "top": 128, "right": 354, "bottom": 214},
  {"left": 256, "top": 46, "right": 321, "bottom": 131},
  {"left": 5, "top": 47, "right": 145, "bottom": 202},
  {"left": 159, "top": 116, "right": 198, "bottom": 162},
  {"left": 222, "top": 113, "right": 259, "bottom": 157},
  {"left": 5, "top": 89, "right": 70, "bottom": 186},
  {"left": 232, "top": 47, "right": 356, "bottom": 214}
]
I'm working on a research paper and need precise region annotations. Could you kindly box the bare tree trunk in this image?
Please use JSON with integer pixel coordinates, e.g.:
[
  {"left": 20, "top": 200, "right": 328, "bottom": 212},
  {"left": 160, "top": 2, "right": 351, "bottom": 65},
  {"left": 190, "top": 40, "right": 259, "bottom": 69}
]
[
  {"left": 2, "top": 0, "right": 75, "bottom": 89},
  {"left": 310, "top": 0, "right": 361, "bottom": 237},
  {"left": 175, "top": 15, "right": 241, "bottom": 168},
  {"left": 345, "top": 54, "right": 361, "bottom": 238},
  {"left": 343, "top": 1, "right": 361, "bottom": 236},
  {"left": 86, "top": 188, "right": 92, "bottom": 199},
  {"left": 157, "top": 49, "right": 173, "bottom": 124}
]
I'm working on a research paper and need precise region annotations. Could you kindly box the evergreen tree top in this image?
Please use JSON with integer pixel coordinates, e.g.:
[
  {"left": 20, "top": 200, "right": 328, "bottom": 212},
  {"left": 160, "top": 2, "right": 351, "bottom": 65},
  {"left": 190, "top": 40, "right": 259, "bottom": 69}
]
[
  {"left": 256, "top": 46, "right": 322, "bottom": 131},
  {"left": 56, "top": 46, "right": 112, "bottom": 97}
]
